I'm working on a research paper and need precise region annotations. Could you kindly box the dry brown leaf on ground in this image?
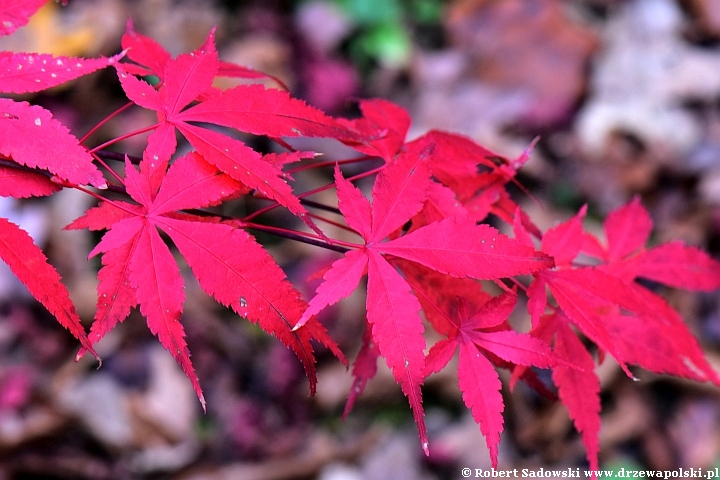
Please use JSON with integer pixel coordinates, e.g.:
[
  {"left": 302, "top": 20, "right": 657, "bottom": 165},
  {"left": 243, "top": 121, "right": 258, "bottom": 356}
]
[{"left": 445, "top": 0, "right": 599, "bottom": 127}]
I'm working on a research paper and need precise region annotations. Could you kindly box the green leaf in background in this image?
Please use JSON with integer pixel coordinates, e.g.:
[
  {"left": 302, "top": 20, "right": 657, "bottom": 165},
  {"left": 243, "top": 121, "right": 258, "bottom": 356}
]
[
  {"left": 408, "top": 0, "right": 443, "bottom": 24},
  {"left": 352, "top": 21, "right": 411, "bottom": 68},
  {"left": 334, "top": 0, "right": 402, "bottom": 25}
]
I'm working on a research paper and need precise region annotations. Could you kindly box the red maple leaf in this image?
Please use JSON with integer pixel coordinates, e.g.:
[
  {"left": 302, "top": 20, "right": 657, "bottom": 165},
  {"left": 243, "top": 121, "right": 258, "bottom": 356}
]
[
  {"left": 341, "top": 326, "right": 380, "bottom": 419},
  {"left": 115, "top": 29, "right": 361, "bottom": 236},
  {"left": 0, "top": 99, "right": 106, "bottom": 188},
  {"left": 69, "top": 152, "right": 338, "bottom": 407},
  {"left": 0, "top": 165, "right": 60, "bottom": 198},
  {"left": 119, "top": 19, "right": 171, "bottom": 77},
  {"left": 0, "top": 217, "right": 95, "bottom": 356},
  {"left": 0, "top": 51, "right": 124, "bottom": 94},
  {"left": 0, "top": 0, "right": 47, "bottom": 36},
  {"left": 532, "top": 311, "right": 601, "bottom": 471},
  {"left": 414, "top": 131, "right": 542, "bottom": 236},
  {"left": 120, "top": 19, "right": 289, "bottom": 89},
  {"left": 399, "top": 260, "right": 491, "bottom": 336},
  {"left": 338, "top": 99, "right": 411, "bottom": 162},
  {"left": 588, "top": 198, "right": 720, "bottom": 290},
  {"left": 295, "top": 143, "right": 553, "bottom": 455},
  {"left": 423, "top": 291, "right": 557, "bottom": 467},
  {"left": 516, "top": 197, "right": 720, "bottom": 470}
]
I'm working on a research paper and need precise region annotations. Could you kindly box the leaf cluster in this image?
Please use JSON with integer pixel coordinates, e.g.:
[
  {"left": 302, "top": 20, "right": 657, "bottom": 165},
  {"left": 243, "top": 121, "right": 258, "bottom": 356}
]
[{"left": 1, "top": 2, "right": 719, "bottom": 470}]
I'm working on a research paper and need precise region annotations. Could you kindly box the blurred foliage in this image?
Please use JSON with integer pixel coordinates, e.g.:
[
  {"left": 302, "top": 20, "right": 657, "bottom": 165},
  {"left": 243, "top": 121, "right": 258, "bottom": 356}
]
[{"left": 331, "top": 0, "right": 443, "bottom": 69}]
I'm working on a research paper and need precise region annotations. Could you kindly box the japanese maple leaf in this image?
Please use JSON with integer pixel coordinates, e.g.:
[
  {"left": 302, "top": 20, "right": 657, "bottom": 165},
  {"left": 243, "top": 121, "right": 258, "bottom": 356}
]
[
  {"left": 0, "top": 47, "right": 119, "bottom": 194},
  {"left": 525, "top": 264, "right": 720, "bottom": 473},
  {"left": 581, "top": 196, "right": 652, "bottom": 264},
  {"left": 583, "top": 196, "right": 720, "bottom": 291},
  {"left": 531, "top": 206, "right": 717, "bottom": 378},
  {"left": 463, "top": 139, "right": 540, "bottom": 235},
  {"left": 406, "top": 180, "right": 471, "bottom": 232},
  {"left": 567, "top": 199, "right": 720, "bottom": 383},
  {"left": 0, "top": 0, "right": 47, "bottom": 36},
  {"left": 295, "top": 144, "right": 553, "bottom": 454},
  {"left": 115, "top": 30, "right": 358, "bottom": 236},
  {"left": 0, "top": 99, "right": 106, "bottom": 188},
  {"left": 421, "top": 131, "right": 542, "bottom": 236},
  {"left": 120, "top": 19, "right": 289, "bottom": 89},
  {"left": 69, "top": 152, "right": 336, "bottom": 406},
  {"left": 398, "top": 260, "right": 490, "bottom": 336},
  {"left": 0, "top": 217, "right": 95, "bottom": 357},
  {"left": 424, "top": 292, "right": 557, "bottom": 468},
  {"left": 532, "top": 311, "right": 601, "bottom": 472},
  {"left": 338, "top": 99, "right": 411, "bottom": 162},
  {"left": 513, "top": 212, "right": 622, "bottom": 471},
  {"left": 342, "top": 326, "right": 379, "bottom": 419},
  {"left": 421, "top": 130, "right": 501, "bottom": 200},
  {"left": 118, "top": 24, "right": 360, "bottom": 142},
  {"left": 0, "top": 165, "right": 59, "bottom": 197},
  {"left": 0, "top": 51, "right": 124, "bottom": 94},
  {"left": 516, "top": 199, "right": 720, "bottom": 471},
  {"left": 119, "top": 19, "right": 171, "bottom": 77},
  {"left": 522, "top": 207, "right": 642, "bottom": 379}
]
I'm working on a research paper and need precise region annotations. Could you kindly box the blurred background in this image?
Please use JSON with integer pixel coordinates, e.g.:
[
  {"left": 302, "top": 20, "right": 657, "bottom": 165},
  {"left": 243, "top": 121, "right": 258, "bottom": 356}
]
[{"left": 2, "top": 0, "right": 720, "bottom": 478}]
